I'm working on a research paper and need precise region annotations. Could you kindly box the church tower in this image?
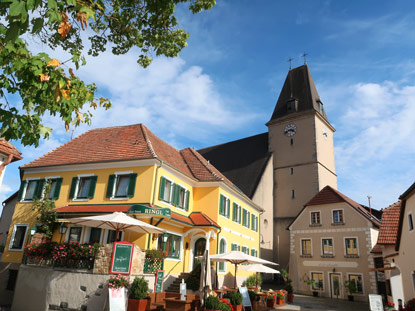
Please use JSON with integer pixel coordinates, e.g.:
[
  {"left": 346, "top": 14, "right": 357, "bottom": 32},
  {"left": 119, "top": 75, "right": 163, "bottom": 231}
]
[{"left": 267, "top": 64, "right": 337, "bottom": 269}]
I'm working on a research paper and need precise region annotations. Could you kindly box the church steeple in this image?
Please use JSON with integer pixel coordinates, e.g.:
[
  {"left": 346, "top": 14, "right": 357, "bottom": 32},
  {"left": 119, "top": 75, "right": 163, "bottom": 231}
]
[{"left": 268, "top": 65, "right": 329, "bottom": 124}]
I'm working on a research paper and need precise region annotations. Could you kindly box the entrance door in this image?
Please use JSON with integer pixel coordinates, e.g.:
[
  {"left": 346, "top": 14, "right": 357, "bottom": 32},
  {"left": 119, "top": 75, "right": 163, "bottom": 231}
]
[
  {"left": 193, "top": 238, "right": 206, "bottom": 269},
  {"left": 330, "top": 273, "right": 341, "bottom": 299}
]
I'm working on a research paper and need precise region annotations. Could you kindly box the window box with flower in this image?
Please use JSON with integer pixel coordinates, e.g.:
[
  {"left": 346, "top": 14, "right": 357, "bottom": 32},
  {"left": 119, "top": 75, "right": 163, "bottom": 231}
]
[{"left": 143, "top": 249, "right": 166, "bottom": 273}]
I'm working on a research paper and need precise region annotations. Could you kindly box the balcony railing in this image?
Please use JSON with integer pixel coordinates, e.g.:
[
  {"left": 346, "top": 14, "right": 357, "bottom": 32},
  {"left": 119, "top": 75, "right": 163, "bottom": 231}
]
[{"left": 143, "top": 258, "right": 164, "bottom": 273}]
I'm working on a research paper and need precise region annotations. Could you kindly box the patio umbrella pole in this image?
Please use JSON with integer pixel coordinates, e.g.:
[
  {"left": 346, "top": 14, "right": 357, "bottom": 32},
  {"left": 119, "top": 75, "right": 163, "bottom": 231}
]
[
  {"left": 204, "top": 250, "right": 208, "bottom": 304},
  {"left": 234, "top": 264, "right": 238, "bottom": 288}
]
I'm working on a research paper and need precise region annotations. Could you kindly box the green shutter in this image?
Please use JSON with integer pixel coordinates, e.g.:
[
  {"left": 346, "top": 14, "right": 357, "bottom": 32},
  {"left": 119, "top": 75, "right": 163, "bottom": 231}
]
[
  {"left": 248, "top": 212, "right": 250, "bottom": 228},
  {"left": 242, "top": 209, "right": 246, "bottom": 226},
  {"left": 159, "top": 177, "right": 166, "bottom": 200},
  {"left": 226, "top": 199, "right": 230, "bottom": 218},
  {"left": 88, "top": 176, "right": 98, "bottom": 199},
  {"left": 239, "top": 207, "right": 242, "bottom": 224},
  {"left": 17, "top": 180, "right": 27, "bottom": 201},
  {"left": 171, "top": 184, "right": 177, "bottom": 206},
  {"left": 69, "top": 177, "right": 78, "bottom": 199},
  {"left": 219, "top": 195, "right": 224, "bottom": 215},
  {"left": 232, "top": 203, "right": 237, "bottom": 221},
  {"left": 238, "top": 245, "right": 241, "bottom": 251},
  {"left": 251, "top": 249, "right": 254, "bottom": 256},
  {"left": 53, "top": 178, "right": 63, "bottom": 200},
  {"left": 106, "top": 175, "right": 116, "bottom": 198},
  {"left": 251, "top": 214, "right": 255, "bottom": 230},
  {"left": 34, "top": 179, "right": 45, "bottom": 199},
  {"left": 185, "top": 190, "right": 190, "bottom": 211},
  {"left": 127, "top": 173, "right": 137, "bottom": 197}
]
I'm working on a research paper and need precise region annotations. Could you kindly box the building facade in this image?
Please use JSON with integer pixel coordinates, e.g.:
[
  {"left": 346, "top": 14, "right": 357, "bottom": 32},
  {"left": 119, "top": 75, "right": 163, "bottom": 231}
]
[
  {"left": 2, "top": 124, "right": 262, "bottom": 286},
  {"left": 288, "top": 186, "right": 380, "bottom": 301},
  {"left": 0, "top": 138, "right": 22, "bottom": 188}
]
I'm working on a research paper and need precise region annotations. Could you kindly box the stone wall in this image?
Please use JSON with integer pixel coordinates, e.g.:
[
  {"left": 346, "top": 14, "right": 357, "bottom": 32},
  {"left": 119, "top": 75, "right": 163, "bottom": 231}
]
[{"left": 93, "top": 244, "right": 145, "bottom": 275}]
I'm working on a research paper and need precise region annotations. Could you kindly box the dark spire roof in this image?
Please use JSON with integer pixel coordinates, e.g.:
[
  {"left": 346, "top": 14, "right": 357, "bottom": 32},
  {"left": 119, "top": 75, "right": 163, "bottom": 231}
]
[{"left": 268, "top": 65, "right": 329, "bottom": 123}]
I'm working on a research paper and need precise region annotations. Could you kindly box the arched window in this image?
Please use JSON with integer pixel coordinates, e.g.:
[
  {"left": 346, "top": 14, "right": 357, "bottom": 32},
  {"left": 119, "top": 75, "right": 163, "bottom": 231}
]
[{"left": 218, "top": 238, "right": 227, "bottom": 272}]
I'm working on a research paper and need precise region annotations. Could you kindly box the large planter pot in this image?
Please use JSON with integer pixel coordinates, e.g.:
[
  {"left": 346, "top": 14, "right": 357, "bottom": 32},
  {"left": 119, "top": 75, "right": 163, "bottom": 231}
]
[
  {"left": 232, "top": 305, "right": 243, "bottom": 311},
  {"left": 127, "top": 298, "right": 147, "bottom": 311},
  {"left": 348, "top": 295, "right": 354, "bottom": 302},
  {"left": 277, "top": 298, "right": 284, "bottom": 305},
  {"left": 266, "top": 300, "right": 275, "bottom": 308},
  {"left": 287, "top": 293, "right": 294, "bottom": 303}
]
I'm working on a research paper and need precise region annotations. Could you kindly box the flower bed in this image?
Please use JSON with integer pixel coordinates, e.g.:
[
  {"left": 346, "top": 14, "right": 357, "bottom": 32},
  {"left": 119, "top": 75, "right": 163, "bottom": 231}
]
[{"left": 24, "top": 241, "right": 100, "bottom": 269}]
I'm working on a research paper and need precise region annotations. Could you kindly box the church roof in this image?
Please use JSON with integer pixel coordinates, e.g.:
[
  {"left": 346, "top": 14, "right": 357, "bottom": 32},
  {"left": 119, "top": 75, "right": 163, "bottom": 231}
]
[
  {"left": 198, "top": 133, "right": 271, "bottom": 199},
  {"left": 268, "top": 64, "right": 329, "bottom": 123}
]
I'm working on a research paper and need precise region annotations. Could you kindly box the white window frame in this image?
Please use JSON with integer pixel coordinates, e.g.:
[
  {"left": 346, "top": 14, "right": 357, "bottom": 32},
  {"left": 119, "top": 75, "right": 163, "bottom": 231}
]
[
  {"left": 103, "top": 229, "right": 125, "bottom": 244},
  {"left": 344, "top": 236, "right": 359, "bottom": 257},
  {"left": 332, "top": 208, "right": 345, "bottom": 224},
  {"left": 8, "top": 224, "right": 29, "bottom": 251},
  {"left": 233, "top": 202, "right": 242, "bottom": 224},
  {"left": 218, "top": 238, "right": 227, "bottom": 273},
  {"left": 310, "top": 211, "right": 321, "bottom": 225},
  {"left": 219, "top": 194, "right": 230, "bottom": 218},
  {"left": 310, "top": 271, "right": 324, "bottom": 291},
  {"left": 161, "top": 176, "right": 174, "bottom": 205},
  {"left": 108, "top": 171, "right": 133, "bottom": 200},
  {"left": 242, "top": 208, "right": 250, "bottom": 228},
  {"left": 156, "top": 230, "right": 183, "bottom": 261},
  {"left": 347, "top": 273, "right": 364, "bottom": 295},
  {"left": 241, "top": 245, "right": 249, "bottom": 255},
  {"left": 72, "top": 173, "right": 94, "bottom": 201},
  {"left": 44, "top": 176, "right": 61, "bottom": 200},
  {"left": 300, "top": 238, "right": 313, "bottom": 257},
  {"left": 175, "top": 182, "right": 189, "bottom": 210},
  {"left": 20, "top": 178, "right": 41, "bottom": 202},
  {"left": 82, "top": 227, "right": 104, "bottom": 244},
  {"left": 231, "top": 242, "right": 240, "bottom": 251},
  {"left": 321, "top": 237, "right": 334, "bottom": 257},
  {"left": 65, "top": 225, "right": 84, "bottom": 243},
  {"left": 408, "top": 212, "right": 414, "bottom": 232},
  {"left": 251, "top": 248, "right": 258, "bottom": 257},
  {"left": 251, "top": 214, "right": 258, "bottom": 232}
]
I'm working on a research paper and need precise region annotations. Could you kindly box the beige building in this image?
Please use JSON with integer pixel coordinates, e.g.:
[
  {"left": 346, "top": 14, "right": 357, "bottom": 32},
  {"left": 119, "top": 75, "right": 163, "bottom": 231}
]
[
  {"left": 288, "top": 186, "right": 381, "bottom": 301},
  {"left": 199, "top": 64, "right": 338, "bottom": 270}
]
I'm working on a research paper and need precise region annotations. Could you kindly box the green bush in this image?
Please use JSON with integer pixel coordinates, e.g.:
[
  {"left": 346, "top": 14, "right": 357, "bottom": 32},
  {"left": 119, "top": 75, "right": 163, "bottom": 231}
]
[
  {"left": 129, "top": 277, "right": 149, "bottom": 300},
  {"left": 185, "top": 262, "right": 201, "bottom": 291},
  {"left": 218, "top": 301, "right": 232, "bottom": 311},
  {"left": 244, "top": 273, "right": 262, "bottom": 287},
  {"left": 205, "top": 295, "right": 220, "bottom": 310},
  {"left": 229, "top": 291, "right": 243, "bottom": 305}
]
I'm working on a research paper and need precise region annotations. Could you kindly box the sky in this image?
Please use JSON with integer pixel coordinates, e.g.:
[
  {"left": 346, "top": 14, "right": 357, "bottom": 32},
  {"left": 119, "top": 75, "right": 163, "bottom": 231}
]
[{"left": 1, "top": 0, "right": 415, "bottom": 211}]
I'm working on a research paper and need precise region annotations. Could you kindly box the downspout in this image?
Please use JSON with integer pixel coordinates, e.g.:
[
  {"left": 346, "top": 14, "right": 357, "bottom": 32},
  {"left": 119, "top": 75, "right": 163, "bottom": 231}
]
[
  {"left": 259, "top": 210, "right": 264, "bottom": 258},
  {"left": 147, "top": 158, "right": 163, "bottom": 249},
  {"left": 215, "top": 227, "right": 222, "bottom": 273}
]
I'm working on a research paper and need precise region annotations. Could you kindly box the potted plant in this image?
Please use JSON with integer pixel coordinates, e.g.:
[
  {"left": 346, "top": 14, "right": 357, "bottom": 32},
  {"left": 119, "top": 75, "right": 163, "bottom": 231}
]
[
  {"left": 248, "top": 290, "right": 260, "bottom": 311},
  {"left": 344, "top": 280, "right": 357, "bottom": 302},
  {"left": 266, "top": 293, "right": 276, "bottom": 308},
  {"left": 305, "top": 279, "right": 319, "bottom": 297},
  {"left": 205, "top": 295, "right": 221, "bottom": 311},
  {"left": 229, "top": 291, "right": 243, "bottom": 311},
  {"left": 276, "top": 291, "right": 285, "bottom": 305},
  {"left": 128, "top": 277, "right": 149, "bottom": 311},
  {"left": 281, "top": 269, "right": 294, "bottom": 303}
]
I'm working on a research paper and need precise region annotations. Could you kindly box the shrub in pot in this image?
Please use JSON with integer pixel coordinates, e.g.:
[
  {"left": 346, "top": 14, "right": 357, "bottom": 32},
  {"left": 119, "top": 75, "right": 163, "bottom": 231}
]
[
  {"left": 205, "top": 295, "right": 221, "bottom": 311},
  {"left": 128, "top": 277, "right": 149, "bottom": 311},
  {"left": 344, "top": 280, "right": 357, "bottom": 302},
  {"left": 244, "top": 273, "right": 262, "bottom": 288},
  {"left": 266, "top": 294, "right": 275, "bottom": 308},
  {"left": 305, "top": 279, "right": 320, "bottom": 297},
  {"left": 281, "top": 269, "right": 294, "bottom": 303},
  {"left": 229, "top": 291, "right": 243, "bottom": 311}
]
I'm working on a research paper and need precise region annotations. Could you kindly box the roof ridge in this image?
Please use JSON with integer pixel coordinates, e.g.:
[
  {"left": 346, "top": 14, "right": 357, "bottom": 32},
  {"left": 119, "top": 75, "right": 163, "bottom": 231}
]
[
  {"left": 187, "top": 147, "right": 223, "bottom": 181},
  {"left": 140, "top": 124, "right": 157, "bottom": 158}
]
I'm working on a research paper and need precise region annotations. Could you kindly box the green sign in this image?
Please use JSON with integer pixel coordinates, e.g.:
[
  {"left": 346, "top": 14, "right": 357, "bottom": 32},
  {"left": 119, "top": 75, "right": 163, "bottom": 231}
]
[
  {"left": 155, "top": 270, "right": 164, "bottom": 293},
  {"left": 110, "top": 242, "right": 134, "bottom": 275},
  {"left": 129, "top": 205, "right": 171, "bottom": 218}
]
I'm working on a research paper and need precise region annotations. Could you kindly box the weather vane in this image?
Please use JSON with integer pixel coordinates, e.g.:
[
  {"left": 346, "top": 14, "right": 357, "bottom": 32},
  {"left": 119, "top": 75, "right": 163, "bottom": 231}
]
[
  {"left": 302, "top": 52, "right": 308, "bottom": 64},
  {"left": 288, "top": 57, "right": 293, "bottom": 70}
]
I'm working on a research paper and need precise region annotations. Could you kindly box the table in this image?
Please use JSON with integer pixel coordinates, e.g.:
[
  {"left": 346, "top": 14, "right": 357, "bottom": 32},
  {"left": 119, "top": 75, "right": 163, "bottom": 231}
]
[
  {"left": 214, "top": 289, "right": 227, "bottom": 299},
  {"left": 255, "top": 292, "right": 268, "bottom": 311}
]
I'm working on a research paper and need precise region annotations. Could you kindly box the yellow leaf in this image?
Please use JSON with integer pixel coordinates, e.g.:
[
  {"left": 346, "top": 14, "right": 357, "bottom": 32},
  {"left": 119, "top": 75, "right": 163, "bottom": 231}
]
[
  {"left": 76, "top": 12, "right": 88, "bottom": 31},
  {"left": 60, "top": 11, "right": 69, "bottom": 23},
  {"left": 65, "top": 121, "right": 69, "bottom": 132},
  {"left": 76, "top": 110, "right": 84, "bottom": 123},
  {"left": 61, "top": 89, "right": 70, "bottom": 100},
  {"left": 48, "top": 58, "right": 61, "bottom": 67},
  {"left": 69, "top": 68, "right": 75, "bottom": 78},
  {"left": 58, "top": 21, "right": 71, "bottom": 39},
  {"left": 54, "top": 87, "right": 61, "bottom": 102},
  {"left": 90, "top": 102, "right": 98, "bottom": 109},
  {"left": 39, "top": 74, "right": 50, "bottom": 82}
]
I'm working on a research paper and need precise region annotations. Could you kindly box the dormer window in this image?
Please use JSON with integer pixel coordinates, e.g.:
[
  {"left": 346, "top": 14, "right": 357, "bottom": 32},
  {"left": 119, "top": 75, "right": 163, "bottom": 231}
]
[
  {"left": 317, "top": 100, "right": 324, "bottom": 114},
  {"left": 287, "top": 99, "right": 298, "bottom": 113}
]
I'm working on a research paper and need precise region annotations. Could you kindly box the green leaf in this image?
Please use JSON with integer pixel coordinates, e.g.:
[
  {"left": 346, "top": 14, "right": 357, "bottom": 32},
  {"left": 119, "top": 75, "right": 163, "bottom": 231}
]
[
  {"left": 5, "top": 22, "right": 20, "bottom": 41},
  {"left": 32, "top": 17, "right": 43, "bottom": 34},
  {"left": 47, "top": 0, "right": 57, "bottom": 10},
  {"left": 9, "top": 1, "right": 25, "bottom": 17},
  {"left": 27, "top": 0, "right": 35, "bottom": 10}
]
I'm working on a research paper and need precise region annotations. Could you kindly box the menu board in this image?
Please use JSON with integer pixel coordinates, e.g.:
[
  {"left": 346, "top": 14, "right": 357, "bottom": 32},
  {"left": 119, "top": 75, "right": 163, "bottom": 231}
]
[{"left": 110, "top": 241, "right": 134, "bottom": 275}]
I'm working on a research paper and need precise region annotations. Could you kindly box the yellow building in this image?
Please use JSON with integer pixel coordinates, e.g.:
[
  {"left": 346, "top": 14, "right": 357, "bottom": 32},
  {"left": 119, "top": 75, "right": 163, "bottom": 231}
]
[{"left": 2, "top": 124, "right": 262, "bottom": 285}]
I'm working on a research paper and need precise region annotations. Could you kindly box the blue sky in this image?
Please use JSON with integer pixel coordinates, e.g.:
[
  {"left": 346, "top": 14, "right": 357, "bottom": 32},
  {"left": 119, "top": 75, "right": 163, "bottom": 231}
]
[{"left": 1, "top": 0, "right": 414, "bottom": 211}]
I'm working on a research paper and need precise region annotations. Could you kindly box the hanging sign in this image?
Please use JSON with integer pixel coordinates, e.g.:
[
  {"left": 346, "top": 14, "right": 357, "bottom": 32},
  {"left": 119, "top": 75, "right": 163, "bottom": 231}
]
[
  {"left": 154, "top": 270, "right": 165, "bottom": 293},
  {"left": 129, "top": 205, "right": 171, "bottom": 218},
  {"left": 110, "top": 241, "right": 134, "bottom": 275}
]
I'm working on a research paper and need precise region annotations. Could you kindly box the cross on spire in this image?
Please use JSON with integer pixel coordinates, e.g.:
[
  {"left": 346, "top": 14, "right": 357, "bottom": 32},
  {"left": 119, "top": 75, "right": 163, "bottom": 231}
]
[
  {"left": 302, "top": 52, "right": 308, "bottom": 64},
  {"left": 288, "top": 57, "right": 293, "bottom": 70}
]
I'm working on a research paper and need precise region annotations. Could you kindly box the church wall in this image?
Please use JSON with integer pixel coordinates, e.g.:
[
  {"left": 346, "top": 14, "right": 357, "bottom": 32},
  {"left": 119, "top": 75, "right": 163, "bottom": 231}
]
[
  {"left": 314, "top": 115, "right": 337, "bottom": 179},
  {"left": 274, "top": 217, "right": 294, "bottom": 270},
  {"left": 317, "top": 164, "right": 338, "bottom": 191},
  {"left": 252, "top": 156, "right": 274, "bottom": 264}
]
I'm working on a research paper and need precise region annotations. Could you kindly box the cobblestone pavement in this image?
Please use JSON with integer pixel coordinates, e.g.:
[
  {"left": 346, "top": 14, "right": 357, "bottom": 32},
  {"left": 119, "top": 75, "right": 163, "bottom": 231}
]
[{"left": 271, "top": 294, "right": 370, "bottom": 311}]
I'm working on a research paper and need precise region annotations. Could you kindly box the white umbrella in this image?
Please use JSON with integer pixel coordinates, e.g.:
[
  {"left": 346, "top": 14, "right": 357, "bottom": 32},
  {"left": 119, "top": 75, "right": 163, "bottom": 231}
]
[
  {"left": 210, "top": 251, "right": 278, "bottom": 288},
  {"left": 239, "top": 264, "right": 280, "bottom": 288},
  {"left": 62, "top": 212, "right": 165, "bottom": 237},
  {"left": 199, "top": 250, "right": 212, "bottom": 305}
]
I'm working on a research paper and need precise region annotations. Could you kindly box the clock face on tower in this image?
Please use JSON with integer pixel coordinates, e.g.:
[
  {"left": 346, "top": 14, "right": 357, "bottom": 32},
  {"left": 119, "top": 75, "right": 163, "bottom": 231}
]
[{"left": 284, "top": 123, "right": 297, "bottom": 137}]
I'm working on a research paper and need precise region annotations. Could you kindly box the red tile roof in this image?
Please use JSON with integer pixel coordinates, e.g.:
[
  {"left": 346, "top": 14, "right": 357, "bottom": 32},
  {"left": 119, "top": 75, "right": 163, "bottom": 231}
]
[
  {"left": 370, "top": 243, "right": 382, "bottom": 254},
  {"left": 21, "top": 124, "right": 234, "bottom": 188},
  {"left": 0, "top": 138, "right": 22, "bottom": 162},
  {"left": 56, "top": 204, "right": 220, "bottom": 228},
  {"left": 377, "top": 201, "right": 402, "bottom": 245},
  {"left": 306, "top": 186, "right": 381, "bottom": 226}
]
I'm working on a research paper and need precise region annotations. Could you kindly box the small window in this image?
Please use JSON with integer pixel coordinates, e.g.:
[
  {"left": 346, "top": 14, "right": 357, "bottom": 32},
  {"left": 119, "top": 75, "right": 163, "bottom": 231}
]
[
  {"left": 333, "top": 210, "right": 344, "bottom": 224},
  {"left": 349, "top": 274, "right": 363, "bottom": 294},
  {"left": 9, "top": 224, "right": 28, "bottom": 251},
  {"left": 219, "top": 195, "right": 230, "bottom": 218},
  {"left": 233, "top": 203, "right": 242, "bottom": 223},
  {"left": 409, "top": 213, "right": 414, "bottom": 231},
  {"left": 157, "top": 233, "right": 181, "bottom": 258},
  {"left": 89, "top": 228, "right": 102, "bottom": 244},
  {"left": 287, "top": 99, "right": 298, "bottom": 112},
  {"left": 251, "top": 249, "right": 258, "bottom": 257},
  {"left": 107, "top": 173, "right": 137, "bottom": 198},
  {"left": 17, "top": 179, "right": 42, "bottom": 201},
  {"left": 218, "top": 239, "right": 227, "bottom": 272},
  {"left": 251, "top": 214, "right": 258, "bottom": 232},
  {"left": 68, "top": 227, "right": 82, "bottom": 243},
  {"left": 69, "top": 175, "right": 97, "bottom": 200},
  {"left": 159, "top": 177, "right": 173, "bottom": 202},
  {"left": 345, "top": 238, "right": 358, "bottom": 256},
  {"left": 290, "top": 138, "right": 294, "bottom": 145},
  {"left": 322, "top": 239, "right": 333, "bottom": 256},
  {"left": 242, "top": 209, "right": 251, "bottom": 228},
  {"left": 291, "top": 189, "right": 295, "bottom": 199},
  {"left": 24, "top": 180, "right": 39, "bottom": 200},
  {"left": 301, "top": 239, "right": 312, "bottom": 256},
  {"left": 106, "top": 230, "right": 122, "bottom": 244},
  {"left": 241, "top": 246, "right": 249, "bottom": 255},
  {"left": 47, "top": 178, "right": 63, "bottom": 200},
  {"left": 231, "top": 243, "right": 240, "bottom": 251},
  {"left": 290, "top": 168, "right": 294, "bottom": 175},
  {"left": 311, "top": 272, "right": 323, "bottom": 290},
  {"left": 310, "top": 212, "right": 321, "bottom": 225}
]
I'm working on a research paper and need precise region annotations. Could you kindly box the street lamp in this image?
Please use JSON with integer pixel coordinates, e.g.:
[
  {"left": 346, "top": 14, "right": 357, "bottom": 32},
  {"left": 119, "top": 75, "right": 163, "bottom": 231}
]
[
  {"left": 59, "top": 223, "right": 68, "bottom": 243},
  {"left": 29, "top": 225, "right": 37, "bottom": 243}
]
